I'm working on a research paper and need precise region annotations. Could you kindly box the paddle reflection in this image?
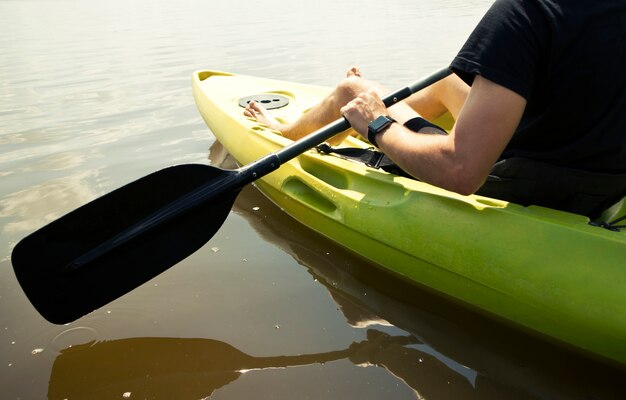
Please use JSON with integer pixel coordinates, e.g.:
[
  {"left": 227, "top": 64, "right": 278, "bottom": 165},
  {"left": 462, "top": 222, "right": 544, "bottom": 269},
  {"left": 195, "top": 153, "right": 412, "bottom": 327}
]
[{"left": 51, "top": 330, "right": 503, "bottom": 400}]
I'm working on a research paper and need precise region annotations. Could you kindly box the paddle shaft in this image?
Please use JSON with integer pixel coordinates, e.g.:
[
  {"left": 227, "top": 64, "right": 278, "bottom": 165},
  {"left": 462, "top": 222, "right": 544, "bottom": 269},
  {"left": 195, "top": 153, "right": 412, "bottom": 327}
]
[{"left": 68, "top": 67, "right": 452, "bottom": 271}]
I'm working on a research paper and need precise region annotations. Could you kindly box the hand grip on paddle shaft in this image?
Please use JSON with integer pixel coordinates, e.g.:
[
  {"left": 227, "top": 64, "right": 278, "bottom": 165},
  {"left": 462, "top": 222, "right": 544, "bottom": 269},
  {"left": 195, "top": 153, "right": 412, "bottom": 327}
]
[
  {"left": 275, "top": 67, "right": 452, "bottom": 163},
  {"left": 10, "top": 67, "right": 452, "bottom": 324}
]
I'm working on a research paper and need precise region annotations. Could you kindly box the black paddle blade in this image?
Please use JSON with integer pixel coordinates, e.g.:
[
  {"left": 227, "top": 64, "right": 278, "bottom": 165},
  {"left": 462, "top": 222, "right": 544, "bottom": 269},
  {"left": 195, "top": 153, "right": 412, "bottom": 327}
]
[{"left": 11, "top": 164, "right": 240, "bottom": 324}]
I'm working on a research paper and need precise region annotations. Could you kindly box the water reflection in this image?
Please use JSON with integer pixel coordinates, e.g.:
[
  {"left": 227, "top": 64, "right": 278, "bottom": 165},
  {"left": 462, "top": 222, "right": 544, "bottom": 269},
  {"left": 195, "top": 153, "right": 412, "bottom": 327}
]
[
  {"left": 0, "top": 169, "right": 100, "bottom": 236},
  {"left": 20, "top": 151, "right": 89, "bottom": 172},
  {"left": 49, "top": 332, "right": 429, "bottom": 400},
  {"left": 45, "top": 231, "right": 626, "bottom": 400}
]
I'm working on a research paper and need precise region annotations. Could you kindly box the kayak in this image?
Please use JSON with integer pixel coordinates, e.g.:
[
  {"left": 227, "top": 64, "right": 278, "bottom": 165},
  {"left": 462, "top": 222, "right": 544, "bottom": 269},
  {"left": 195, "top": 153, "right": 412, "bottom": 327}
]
[{"left": 192, "top": 69, "right": 626, "bottom": 366}]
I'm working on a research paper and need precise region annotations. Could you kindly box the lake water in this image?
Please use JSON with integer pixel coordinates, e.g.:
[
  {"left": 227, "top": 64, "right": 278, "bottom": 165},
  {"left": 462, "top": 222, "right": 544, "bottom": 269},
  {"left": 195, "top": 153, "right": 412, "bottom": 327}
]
[{"left": 1, "top": 0, "right": 625, "bottom": 398}]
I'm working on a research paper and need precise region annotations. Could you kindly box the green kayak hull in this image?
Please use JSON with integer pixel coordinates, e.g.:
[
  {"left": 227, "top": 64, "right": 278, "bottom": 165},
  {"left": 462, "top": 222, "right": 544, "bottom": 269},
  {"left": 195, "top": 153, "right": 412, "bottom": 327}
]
[{"left": 192, "top": 69, "right": 626, "bottom": 366}]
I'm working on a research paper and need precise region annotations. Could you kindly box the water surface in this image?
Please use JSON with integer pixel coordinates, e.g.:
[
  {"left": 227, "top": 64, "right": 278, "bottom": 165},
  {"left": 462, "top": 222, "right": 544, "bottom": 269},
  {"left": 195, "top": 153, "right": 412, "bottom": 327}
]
[{"left": 1, "top": 0, "right": 625, "bottom": 398}]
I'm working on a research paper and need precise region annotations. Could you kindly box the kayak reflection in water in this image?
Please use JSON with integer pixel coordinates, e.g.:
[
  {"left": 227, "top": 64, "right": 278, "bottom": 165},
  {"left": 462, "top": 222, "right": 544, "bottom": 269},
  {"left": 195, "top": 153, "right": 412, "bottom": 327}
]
[{"left": 48, "top": 331, "right": 504, "bottom": 400}]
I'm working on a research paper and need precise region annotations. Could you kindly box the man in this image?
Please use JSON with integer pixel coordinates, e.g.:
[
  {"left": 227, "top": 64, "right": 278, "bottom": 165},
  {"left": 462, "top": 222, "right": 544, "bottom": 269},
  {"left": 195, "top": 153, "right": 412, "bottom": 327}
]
[{"left": 245, "top": 0, "right": 626, "bottom": 218}]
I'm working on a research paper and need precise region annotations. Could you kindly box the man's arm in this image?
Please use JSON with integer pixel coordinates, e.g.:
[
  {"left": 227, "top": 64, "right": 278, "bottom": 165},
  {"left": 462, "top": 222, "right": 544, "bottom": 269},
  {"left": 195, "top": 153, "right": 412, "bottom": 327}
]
[{"left": 341, "top": 75, "right": 527, "bottom": 195}]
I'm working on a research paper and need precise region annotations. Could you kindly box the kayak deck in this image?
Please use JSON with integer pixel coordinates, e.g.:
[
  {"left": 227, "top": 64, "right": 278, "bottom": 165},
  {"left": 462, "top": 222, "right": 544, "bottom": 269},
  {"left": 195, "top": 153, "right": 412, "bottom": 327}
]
[{"left": 192, "top": 69, "right": 626, "bottom": 366}]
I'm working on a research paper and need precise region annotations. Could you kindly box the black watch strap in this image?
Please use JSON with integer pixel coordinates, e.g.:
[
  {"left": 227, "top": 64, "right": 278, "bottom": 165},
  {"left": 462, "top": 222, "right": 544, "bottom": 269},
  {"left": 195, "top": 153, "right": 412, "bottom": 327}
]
[{"left": 367, "top": 115, "right": 396, "bottom": 147}]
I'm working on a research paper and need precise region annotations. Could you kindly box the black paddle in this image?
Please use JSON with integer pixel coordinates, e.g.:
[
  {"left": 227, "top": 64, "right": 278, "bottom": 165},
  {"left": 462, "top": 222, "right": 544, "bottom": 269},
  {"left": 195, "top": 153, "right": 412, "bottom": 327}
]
[{"left": 11, "top": 67, "right": 452, "bottom": 324}]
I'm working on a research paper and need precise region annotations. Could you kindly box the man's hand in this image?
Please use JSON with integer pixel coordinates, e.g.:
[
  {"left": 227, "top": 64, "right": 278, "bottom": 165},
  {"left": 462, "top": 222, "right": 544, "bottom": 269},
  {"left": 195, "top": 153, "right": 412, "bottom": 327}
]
[{"left": 340, "top": 90, "right": 388, "bottom": 137}]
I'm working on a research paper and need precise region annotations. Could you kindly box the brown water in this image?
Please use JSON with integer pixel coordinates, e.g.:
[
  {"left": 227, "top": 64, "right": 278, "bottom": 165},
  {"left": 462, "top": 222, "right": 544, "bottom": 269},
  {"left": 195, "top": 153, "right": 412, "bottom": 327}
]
[{"left": 1, "top": 0, "right": 625, "bottom": 398}]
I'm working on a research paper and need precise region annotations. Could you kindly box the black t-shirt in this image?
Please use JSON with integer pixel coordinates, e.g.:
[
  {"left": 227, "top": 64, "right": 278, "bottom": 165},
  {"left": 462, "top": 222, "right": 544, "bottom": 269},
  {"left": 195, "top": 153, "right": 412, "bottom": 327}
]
[{"left": 450, "top": 0, "right": 626, "bottom": 173}]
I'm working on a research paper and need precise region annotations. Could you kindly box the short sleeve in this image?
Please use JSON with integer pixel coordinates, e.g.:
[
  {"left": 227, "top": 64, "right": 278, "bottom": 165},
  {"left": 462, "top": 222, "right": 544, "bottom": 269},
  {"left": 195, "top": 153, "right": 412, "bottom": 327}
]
[{"left": 450, "top": 0, "right": 550, "bottom": 100}]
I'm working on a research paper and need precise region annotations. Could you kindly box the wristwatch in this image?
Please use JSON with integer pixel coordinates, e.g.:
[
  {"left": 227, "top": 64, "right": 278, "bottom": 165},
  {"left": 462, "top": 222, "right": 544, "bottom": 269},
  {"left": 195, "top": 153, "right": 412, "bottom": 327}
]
[{"left": 367, "top": 115, "right": 396, "bottom": 147}]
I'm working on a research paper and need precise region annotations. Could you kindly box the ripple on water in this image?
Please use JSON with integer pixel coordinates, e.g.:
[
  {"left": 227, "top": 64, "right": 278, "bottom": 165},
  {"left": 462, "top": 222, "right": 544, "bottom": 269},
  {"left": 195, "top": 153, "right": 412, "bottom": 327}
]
[{"left": 49, "top": 326, "right": 99, "bottom": 353}]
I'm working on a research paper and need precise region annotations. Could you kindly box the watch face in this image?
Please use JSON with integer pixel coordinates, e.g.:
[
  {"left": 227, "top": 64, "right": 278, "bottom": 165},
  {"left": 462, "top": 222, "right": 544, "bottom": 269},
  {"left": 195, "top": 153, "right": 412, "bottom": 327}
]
[{"left": 370, "top": 116, "right": 391, "bottom": 132}]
